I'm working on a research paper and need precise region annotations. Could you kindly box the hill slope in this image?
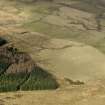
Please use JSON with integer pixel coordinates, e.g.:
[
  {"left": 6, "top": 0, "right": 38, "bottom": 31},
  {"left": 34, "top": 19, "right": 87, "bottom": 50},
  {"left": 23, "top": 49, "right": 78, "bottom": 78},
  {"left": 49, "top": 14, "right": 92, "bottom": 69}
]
[{"left": 0, "top": 0, "right": 105, "bottom": 105}]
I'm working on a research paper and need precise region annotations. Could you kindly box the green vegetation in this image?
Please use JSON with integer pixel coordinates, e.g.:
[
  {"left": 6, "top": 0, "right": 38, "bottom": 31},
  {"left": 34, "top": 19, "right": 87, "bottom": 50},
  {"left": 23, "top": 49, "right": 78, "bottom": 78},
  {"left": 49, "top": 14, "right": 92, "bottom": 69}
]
[
  {"left": 21, "top": 67, "right": 59, "bottom": 90},
  {"left": 0, "top": 62, "right": 9, "bottom": 75},
  {"left": 0, "top": 73, "right": 28, "bottom": 92},
  {"left": 0, "top": 56, "right": 10, "bottom": 75},
  {"left": 0, "top": 67, "right": 59, "bottom": 92}
]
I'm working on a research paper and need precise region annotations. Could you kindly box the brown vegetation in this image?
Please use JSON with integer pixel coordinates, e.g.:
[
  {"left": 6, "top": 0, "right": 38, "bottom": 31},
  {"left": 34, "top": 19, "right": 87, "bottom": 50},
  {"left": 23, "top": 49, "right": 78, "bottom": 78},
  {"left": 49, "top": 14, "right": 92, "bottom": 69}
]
[{"left": 0, "top": 41, "right": 35, "bottom": 74}]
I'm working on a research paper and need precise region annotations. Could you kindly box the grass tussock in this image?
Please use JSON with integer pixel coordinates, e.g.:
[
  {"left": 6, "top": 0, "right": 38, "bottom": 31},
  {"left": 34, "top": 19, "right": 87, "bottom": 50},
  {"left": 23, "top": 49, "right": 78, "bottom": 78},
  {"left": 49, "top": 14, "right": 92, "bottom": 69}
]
[
  {"left": 0, "top": 65, "right": 59, "bottom": 92},
  {"left": 21, "top": 67, "right": 59, "bottom": 90},
  {"left": 0, "top": 73, "right": 28, "bottom": 92},
  {"left": 0, "top": 38, "right": 59, "bottom": 92},
  {"left": 0, "top": 67, "right": 59, "bottom": 92}
]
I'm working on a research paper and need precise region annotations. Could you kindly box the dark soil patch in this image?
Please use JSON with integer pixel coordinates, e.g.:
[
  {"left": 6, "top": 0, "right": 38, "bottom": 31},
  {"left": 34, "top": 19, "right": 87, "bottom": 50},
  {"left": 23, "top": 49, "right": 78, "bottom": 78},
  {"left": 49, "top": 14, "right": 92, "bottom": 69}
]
[{"left": 0, "top": 37, "right": 7, "bottom": 46}]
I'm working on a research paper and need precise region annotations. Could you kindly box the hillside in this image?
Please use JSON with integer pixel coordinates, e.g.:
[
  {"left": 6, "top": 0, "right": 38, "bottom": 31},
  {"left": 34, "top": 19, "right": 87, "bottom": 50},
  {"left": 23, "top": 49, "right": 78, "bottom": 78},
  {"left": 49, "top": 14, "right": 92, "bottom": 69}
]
[{"left": 0, "top": 0, "right": 105, "bottom": 105}]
